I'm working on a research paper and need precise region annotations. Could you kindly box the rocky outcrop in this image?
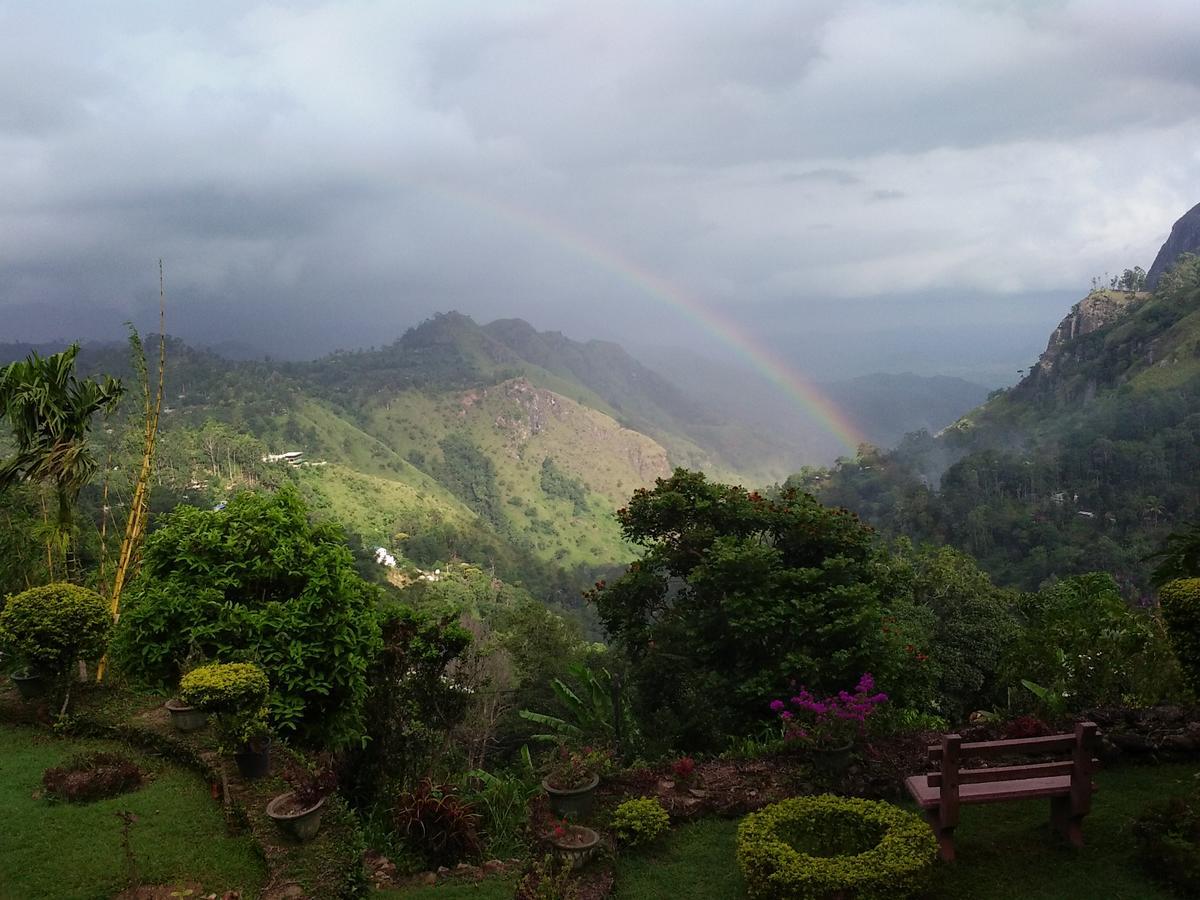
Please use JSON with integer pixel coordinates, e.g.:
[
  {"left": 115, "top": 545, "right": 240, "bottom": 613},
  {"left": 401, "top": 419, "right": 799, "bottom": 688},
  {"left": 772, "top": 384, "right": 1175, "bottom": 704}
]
[
  {"left": 1147, "top": 200, "right": 1200, "bottom": 289},
  {"left": 1036, "top": 290, "right": 1142, "bottom": 375}
]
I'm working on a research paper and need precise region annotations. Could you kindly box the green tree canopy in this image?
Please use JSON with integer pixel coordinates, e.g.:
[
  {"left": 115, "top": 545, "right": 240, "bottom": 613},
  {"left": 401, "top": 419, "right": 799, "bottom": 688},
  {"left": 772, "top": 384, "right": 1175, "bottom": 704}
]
[{"left": 590, "top": 468, "right": 886, "bottom": 751}]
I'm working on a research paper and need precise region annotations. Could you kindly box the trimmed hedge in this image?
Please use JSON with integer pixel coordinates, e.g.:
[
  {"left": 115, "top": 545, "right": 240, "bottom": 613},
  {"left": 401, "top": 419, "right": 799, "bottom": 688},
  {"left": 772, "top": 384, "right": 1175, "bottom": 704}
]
[
  {"left": 736, "top": 795, "right": 937, "bottom": 900},
  {"left": 1160, "top": 578, "right": 1200, "bottom": 691},
  {"left": 0, "top": 583, "right": 111, "bottom": 674},
  {"left": 180, "top": 662, "right": 269, "bottom": 715},
  {"left": 611, "top": 796, "right": 671, "bottom": 848}
]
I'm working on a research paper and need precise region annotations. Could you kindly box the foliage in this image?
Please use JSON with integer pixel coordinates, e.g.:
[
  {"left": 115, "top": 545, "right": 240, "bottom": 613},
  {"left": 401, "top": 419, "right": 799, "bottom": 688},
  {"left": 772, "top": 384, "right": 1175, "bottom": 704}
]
[
  {"left": 771, "top": 673, "right": 888, "bottom": 748},
  {"left": 671, "top": 756, "right": 696, "bottom": 781},
  {"left": 341, "top": 602, "right": 472, "bottom": 807},
  {"left": 393, "top": 779, "right": 481, "bottom": 868},
  {"left": 1009, "top": 574, "right": 1182, "bottom": 710},
  {"left": 611, "top": 797, "right": 671, "bottom": 848},
  {"left": 461, "top": 768, "right": 538, "bottom": 859},
  {"left": 591, "top": 469, "right": 886, "bottom": 751},
  {"left": 540, "top": 457, "right": 588, "bottom": 515},
  {"left": 736, "top": 795, "right": 937, "bottom": 900},
  {"left": 180, "top": 662, "right": 270, "bottom": 748},
  {"left": 0, "top": 582, "right": 111, "bottom": 675},
  {"left": 518, "top": 659, "right": 640, "bottom": 752},
  {"left": 113, "top": 486, "right": 382, "bottom": 747},
  {"left": 516, "top": 854, "right": 579, "bottom": 900},
  {"left": 1159, "top": 578, "right": 1200, "bottom": 693},
  {"left": 878, "top": 541, "right": 1019, "bottom": 717},
  {"left": 0, "top": 342, "right": 123, "bottom": 528},
  {"left": 42, "top": 751, "right": 145, "bottom": 804},
  {"left": 1133, "top": 791, "right": 1200, "bottom": 895},
  {"left": 282, "top": 753, "right": 338, "bottom": 809},
  {"left": 543, "top": 743, "right": 611, "bottom": 791},
  {"left": 1149, "top": 523, "right": 1200, "bottom": 587}
]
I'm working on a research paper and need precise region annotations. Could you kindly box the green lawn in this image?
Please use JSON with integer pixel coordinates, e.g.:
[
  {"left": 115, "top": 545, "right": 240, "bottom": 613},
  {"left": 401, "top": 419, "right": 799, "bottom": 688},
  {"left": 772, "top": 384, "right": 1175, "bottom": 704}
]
[
  {"left": 613, "top": 763, "right": 1197, "bottom": 900},
  {"left": 376, "top": 878, "right": 516, "bottom": 899},
  {"left": 0, "top": 725, "right": 266, "bottom": 900}
]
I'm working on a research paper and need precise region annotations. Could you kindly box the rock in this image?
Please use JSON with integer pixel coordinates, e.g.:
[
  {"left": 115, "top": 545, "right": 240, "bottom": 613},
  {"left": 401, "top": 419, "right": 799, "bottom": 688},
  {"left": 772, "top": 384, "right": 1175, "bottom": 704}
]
[
  {"left": 436, "top": 866, "right": 450, "bottom": 875},
  {"left": 1037, "top": 290, "right": 1142, "bottom": 375},
  {"left": 482, "top": 860, "right": 506, "bottom": 874},
  {"left": 687, "top": 788, "right": 708, "bottom": 799},
  {"left": 422, "top": 872, "right": 437, "bottom": 886},
  {"left": 1147, "top": 201, "right": 1200, "bottom": 289},
  {"left": 1109, "top": 732, "right": 1155, "bottom": 754}
]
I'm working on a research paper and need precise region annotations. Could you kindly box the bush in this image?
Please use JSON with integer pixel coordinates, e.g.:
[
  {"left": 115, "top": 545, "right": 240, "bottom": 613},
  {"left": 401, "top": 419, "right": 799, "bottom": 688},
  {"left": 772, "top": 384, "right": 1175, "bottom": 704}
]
[
  {"left": 180, "top": 662, "right": 269, "bottom": 748},
  {"left": 1133, "top": 792, "right": 1200, "bottom": 894},
  {"left": 113, "top": 487, "right": 382, "bottom": 748},
  {"left": 611, "top": 797, "right": 670, "bottom": 848},
  {"left": 393, "top": 780, "right": 481, "bottom": 868},
  {"left": 0, "top": 583, "right": 111, "bottom": 676},
  {"left": 1160, "top": 578, "right": 1200, "bottom": 692},
  {"left": 42, "top": 752, "right": 144, "bottom": 803},
  {"left": 736, "top": 795, "right": 937, "bottom": 900}
]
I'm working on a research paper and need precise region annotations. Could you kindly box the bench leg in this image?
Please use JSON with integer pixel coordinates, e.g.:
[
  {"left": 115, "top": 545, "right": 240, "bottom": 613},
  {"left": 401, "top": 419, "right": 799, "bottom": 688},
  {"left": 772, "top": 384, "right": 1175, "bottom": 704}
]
[
  {"left": 1050, "top": 796, "right": 1084, "bottom": 848},
  {"left": 924, "top": 808, "right": 956, "bottom": 862}
]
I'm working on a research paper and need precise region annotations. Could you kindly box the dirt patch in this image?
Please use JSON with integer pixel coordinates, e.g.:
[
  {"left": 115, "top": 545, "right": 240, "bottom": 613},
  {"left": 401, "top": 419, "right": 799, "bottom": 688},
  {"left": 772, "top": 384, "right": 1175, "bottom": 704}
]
[{"left": 42, "top": 751, "right": 146, "bottom": 803}]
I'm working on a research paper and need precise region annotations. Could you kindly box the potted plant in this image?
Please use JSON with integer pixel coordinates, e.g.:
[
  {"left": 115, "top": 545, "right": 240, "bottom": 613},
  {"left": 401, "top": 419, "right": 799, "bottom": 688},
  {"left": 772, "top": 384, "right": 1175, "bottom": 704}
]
[
  {"left": 164, "top": 697, "right": 208, "bottom": 732},
  {"left": 542, "top": 745, "right": 609, "bottom": 820},
  {"left": 267, "top": 754, "right": 337, "bottom": 842},
  {"left": 545, "top": 817, "right": 601, "bottom": 870},
  {"left": 179, "top": 661, "right": 272, "bottom": 779},
  {"left": 0, "top": 584, "right": 111, "bottom": 711},
  {"left": 770, "top": 673, "right": 888, "bottom": 774}
]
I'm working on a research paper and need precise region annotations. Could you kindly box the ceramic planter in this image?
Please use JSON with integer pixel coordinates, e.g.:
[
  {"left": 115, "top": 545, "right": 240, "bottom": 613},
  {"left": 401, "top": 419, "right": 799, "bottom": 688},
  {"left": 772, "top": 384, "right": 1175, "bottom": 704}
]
[
  {"left": 11, "top": 669, "right": 46, "bottom": 701},
  {"left": 548, "top": 825, "right": 600, "bottom": 870},
  {"left": 234, "top": 736, "right": 272, "bottom": 779},
  {"left": 809, "top": 741, "right": 855, "bottom": 776},
  {"left": 266, "top": 791, "right": 327, "bottom": 842},
  {"left": 542, "top": 773, "right": 600, "bottom": 820},
  {"left": 164, "top": 698, "right": 209, "bottom": 732}
]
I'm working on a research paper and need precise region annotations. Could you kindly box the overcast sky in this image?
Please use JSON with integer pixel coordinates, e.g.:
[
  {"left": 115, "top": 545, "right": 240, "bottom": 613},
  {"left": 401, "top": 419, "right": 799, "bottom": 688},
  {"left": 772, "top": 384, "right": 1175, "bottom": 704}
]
[{"left": 2, "top": 0, "right": 1199, "bottom": 378}]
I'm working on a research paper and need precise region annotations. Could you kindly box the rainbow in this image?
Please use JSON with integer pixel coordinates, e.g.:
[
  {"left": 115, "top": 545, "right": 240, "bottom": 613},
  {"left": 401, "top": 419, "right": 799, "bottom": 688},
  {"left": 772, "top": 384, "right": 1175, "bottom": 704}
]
[{"left": 429, "top": 184, "right": 867, "bottom": 455}]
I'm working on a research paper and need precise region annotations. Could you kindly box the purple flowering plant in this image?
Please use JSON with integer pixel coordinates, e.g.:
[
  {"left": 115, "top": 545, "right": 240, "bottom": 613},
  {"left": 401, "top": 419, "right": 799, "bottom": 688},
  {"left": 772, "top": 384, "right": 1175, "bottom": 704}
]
[{"left": 769, "top": 673, "right": 888, "bottom": 749}]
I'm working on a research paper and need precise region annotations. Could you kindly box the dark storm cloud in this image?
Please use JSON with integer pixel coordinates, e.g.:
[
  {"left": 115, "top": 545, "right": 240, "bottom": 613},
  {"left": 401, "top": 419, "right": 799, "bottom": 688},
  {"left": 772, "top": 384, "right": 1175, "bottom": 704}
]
[{"left": 1, "top": 0, "right": 1200, "bottom": 367}]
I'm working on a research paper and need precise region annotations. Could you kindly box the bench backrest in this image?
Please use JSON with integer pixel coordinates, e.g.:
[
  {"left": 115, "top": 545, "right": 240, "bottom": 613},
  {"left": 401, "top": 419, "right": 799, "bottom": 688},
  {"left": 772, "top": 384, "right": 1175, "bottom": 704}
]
[{"left": 925, "top": 721, "right": 1098, "bottom": 823}]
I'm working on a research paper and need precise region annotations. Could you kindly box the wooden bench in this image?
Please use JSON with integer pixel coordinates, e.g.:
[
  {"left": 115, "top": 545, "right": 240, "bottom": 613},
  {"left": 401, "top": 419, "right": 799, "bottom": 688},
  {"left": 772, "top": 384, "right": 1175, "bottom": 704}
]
[{"left": 904, "top": 721, "right": 1099, "bottom": 861}]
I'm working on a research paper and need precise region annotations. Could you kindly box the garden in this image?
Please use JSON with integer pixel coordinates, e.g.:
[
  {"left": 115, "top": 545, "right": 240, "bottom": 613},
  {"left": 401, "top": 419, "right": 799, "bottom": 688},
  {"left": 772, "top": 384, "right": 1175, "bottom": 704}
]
[{"left": 3, "top": 346, "right": 1200, "bottom": 899}]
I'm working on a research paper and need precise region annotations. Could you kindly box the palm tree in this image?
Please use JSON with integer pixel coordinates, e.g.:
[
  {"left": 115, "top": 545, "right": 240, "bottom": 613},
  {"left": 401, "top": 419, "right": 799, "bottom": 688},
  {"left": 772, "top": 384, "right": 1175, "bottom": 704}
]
[{"left": 0, "top": 343, "right": 123, "bottom": 547}]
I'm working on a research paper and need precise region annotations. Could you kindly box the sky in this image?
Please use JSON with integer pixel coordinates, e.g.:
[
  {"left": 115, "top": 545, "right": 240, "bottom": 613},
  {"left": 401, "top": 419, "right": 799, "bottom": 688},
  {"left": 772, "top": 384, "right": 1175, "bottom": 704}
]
[{"left": 2, "top": 0, "right": 1200, "bottom": 381}]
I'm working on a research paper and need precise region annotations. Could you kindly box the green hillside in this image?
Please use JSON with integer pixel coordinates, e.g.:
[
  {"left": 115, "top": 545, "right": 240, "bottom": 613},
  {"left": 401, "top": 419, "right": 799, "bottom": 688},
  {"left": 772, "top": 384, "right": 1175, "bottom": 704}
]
[{"left": 804, "top": 257, "right": 1200, "bottom": 592}]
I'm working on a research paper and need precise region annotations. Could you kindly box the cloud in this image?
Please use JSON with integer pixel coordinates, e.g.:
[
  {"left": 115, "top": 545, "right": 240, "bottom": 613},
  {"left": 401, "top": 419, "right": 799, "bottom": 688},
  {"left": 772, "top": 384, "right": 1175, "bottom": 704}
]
[{"left": 0, "top": 0, "right": 1199, "bottom": 367}]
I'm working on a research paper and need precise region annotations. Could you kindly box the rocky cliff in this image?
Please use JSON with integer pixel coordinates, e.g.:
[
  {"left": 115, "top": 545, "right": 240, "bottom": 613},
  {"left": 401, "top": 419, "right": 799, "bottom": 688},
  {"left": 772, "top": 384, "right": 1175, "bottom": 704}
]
[
  {"left": 1147, "top": 200, "right": 1200, "bottom": 289},
  {"left": 1036, "top": 289, "right": 1145, "bottom": 375}
]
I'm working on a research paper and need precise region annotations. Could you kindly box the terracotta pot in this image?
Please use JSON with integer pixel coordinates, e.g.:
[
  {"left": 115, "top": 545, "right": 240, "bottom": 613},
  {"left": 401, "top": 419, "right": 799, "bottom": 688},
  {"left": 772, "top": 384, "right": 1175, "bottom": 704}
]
[
  {"left": 548, "top": 825, "right": 600, "bottom": 870},
  {"left": 266, "top": 791, "right": 327, "bottom": 842},
  {"left": 234, "top": 736, "right": 272, "bottom": 779},
  {"left": 542, "top": 773, "right": 600, "bottom": 820},
  {"left": 164, "top": 698, "right": 209, "bottom": 732}
]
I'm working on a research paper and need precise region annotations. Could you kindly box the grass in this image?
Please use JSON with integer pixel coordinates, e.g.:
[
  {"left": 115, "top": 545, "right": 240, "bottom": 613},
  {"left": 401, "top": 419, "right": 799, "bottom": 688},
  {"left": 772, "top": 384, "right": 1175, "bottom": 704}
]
[
  {"left": 0, "top": 724, "right": 266, "bottom": 900},
  {"left": 612, "top": 763, "right": 1197, "bottom": 899},
  {"left": 375, "top": 877, "right": 517, "bottom": 898}
]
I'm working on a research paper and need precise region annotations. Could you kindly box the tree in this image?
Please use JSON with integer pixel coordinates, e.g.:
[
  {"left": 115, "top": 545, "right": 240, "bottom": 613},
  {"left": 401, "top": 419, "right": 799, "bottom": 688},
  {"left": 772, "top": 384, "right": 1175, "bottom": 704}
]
[
  {"left": 0, "top": 344, "right": 123, "bottom": 573},
  {"left": 589, "top": 469, "right": 886, "bottom": 751}
]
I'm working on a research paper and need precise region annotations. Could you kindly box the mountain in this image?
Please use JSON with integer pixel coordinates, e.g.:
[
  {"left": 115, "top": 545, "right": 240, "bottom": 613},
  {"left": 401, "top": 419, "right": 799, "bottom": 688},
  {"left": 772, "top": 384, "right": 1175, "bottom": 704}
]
[
  {"left": 1147, "top": 200, "right": 1200, "bottom": 289},
  {"left": 804, "top": 212, "right": 1200, "bottom": 592}
]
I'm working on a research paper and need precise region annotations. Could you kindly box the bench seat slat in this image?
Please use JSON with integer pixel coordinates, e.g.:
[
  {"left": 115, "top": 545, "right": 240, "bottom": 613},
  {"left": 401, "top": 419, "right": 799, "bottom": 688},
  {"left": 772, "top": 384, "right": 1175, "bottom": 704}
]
[{"left": 905, "top": 773, "right": 1076, "bottom": 808}]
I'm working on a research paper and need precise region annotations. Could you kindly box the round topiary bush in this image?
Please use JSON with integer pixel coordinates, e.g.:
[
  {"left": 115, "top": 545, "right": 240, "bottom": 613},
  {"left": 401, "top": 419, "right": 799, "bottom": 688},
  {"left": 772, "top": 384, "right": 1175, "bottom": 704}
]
[
  {"left": 1160, "top": 578, "right": 1200, "bottom": 691},
  {"left": 0, "top": 583, "right": 111, "bottom": 675},
  {"left": 180, "top": 662, "right": 269, "bottom": 749},
  {"left": 736, "top": 794, "right": 938, "bottom": 900},
  {"left": 180, "top": 662, "right": 269, "bottom": 714},
  {"left": 611, "top": 796, "right": 671, "bottom": 847}
]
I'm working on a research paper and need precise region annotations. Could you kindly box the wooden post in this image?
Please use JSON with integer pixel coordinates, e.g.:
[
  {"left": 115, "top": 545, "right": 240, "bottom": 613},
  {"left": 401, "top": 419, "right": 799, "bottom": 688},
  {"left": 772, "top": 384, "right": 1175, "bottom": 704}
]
[
  {"left": 1062, "top": 721, "right": 1098, "bottom": 847},
  {"left": 935, "top": 733, "right": 962, "bottom": 861}
]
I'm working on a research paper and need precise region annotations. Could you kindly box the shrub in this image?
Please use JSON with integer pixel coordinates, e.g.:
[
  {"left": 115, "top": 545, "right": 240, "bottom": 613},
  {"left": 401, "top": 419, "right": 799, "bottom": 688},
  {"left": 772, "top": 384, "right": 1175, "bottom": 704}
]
[
  {"left": 736, "top": 795, "right": 937, "bottom": 900},
  {"left": 461, "top": 770, "right": 538, "bottom": 859},
  {"left": 611, "top": 797, "right": 670, "bottom": 848},
  {"left": 1133, "top": 792, "right": 1200, "bottom": 894},
  {"left": 0, "top": 583, "right": 111, "bottom": 676},
  {"left": 42, "top": 752, "right": 144, "bottom": 803},
  {"left": 1160, "top": 578, "right": 1200, "bottom": 691},
  {"left": 113, "top": 487, "right": 382, "bottom": 748},
  {"left": 180, "top": 662, "right": 269, "bottom": 749},
  {"left": 516, "top": 855, "right": 578, "bottom": 900},
  {"left": 393, "top": 780, "right": 481, "bottom": 868},
  {"left": 282, "top": 754, "right": 338, "bottom": 809}
]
